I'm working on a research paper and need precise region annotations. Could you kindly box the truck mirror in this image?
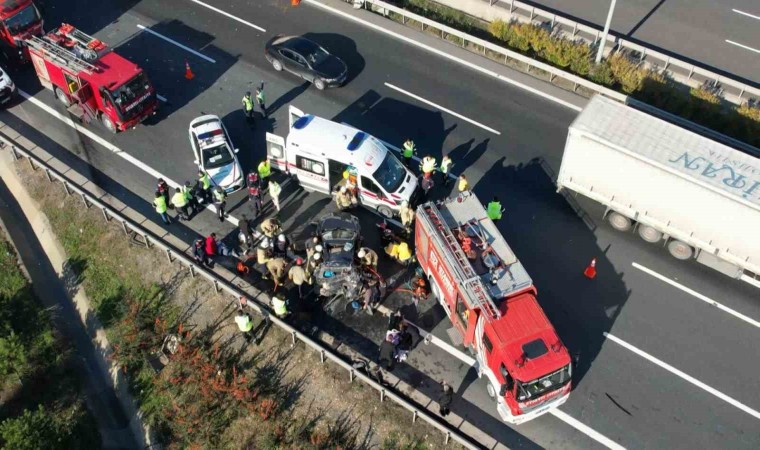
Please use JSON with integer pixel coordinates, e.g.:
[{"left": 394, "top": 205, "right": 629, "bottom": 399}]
[{"left": 499, "top": 384, "right": 509, "bottom": 396}]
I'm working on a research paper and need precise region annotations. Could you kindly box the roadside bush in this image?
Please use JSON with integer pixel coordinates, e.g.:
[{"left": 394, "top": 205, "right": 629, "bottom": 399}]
[
  {"left": 488, "top": 18, "right": 510, "bottom": 42},
  {"left": 543, "top": 35, "right": 592, "bottom": 75},
  {"left": 589, "top": 62, "right": 615, "bottom": 86},
  {"left": 607, "top": 52, "right": 646, "bottom": 93}
]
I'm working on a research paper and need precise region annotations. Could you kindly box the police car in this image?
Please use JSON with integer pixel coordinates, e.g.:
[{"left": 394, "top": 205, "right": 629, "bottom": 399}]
[{"left": 188, "top": 115, "right": 244, "bottom": 193}]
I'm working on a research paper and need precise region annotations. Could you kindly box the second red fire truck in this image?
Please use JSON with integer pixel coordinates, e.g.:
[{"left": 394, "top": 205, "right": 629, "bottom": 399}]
[
  {"left": 415, "top": 193, "right": 572, "bottom": 424},
  {"left": 0, "top": 0, "right": 43, "bottom": 61},
  {"left": 26, "top": 23, "right": 158, "bottom": 132}
]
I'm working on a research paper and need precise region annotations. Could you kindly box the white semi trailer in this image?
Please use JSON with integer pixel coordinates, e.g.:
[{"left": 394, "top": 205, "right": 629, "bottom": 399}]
[{"left": 557, "top": 95, "right": 760, "bottom": 285}]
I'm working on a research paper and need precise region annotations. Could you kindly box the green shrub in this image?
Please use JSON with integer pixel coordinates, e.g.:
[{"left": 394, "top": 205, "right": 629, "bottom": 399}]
[
  {"left": 589, "top": 62, "right": 614, "bottom": 86},
  {"left": 505, "top": 22, "right": 531, "bottom": 52},
  {"left": 488, "top": 18, "right": 511, "bottom": 41},
  {"left": 738, "top": 102, "right": 760, "bottom": 122},
  {"left": 608, "top": 52, "right": 646, "bottom": 93}
]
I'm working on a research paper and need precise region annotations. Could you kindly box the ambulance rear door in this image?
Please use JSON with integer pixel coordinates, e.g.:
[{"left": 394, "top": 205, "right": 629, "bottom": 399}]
[{"left": 265, "top": 132, "right": 288, "bottom": 172}]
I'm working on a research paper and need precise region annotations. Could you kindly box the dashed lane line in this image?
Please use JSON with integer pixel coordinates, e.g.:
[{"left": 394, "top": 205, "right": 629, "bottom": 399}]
[
  {"left": 549, "top": 409, "right": 626, "bottom": 450},
  {"left": 632, "top": 262, "right": 760, "bottom": 329},
  {"left": 604, "top": 332, "right": 760, "bottom": 421},
  {"left": 726, "top": 40, "right": 760, "bottom": 55},
  {"left": 732, "top": 9, "right": 760, "bottom": 21},
  {"left": 136, "top": 24, "right": 217, "bottom": 63},
  {"left": 188, "top": 0, "right": 267, "bottom": 32},
  {"left": 384, "top": 83, "right": 501, "bottom": 135}
]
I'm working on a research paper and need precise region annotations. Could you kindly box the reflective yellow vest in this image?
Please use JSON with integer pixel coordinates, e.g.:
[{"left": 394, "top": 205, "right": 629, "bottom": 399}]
[
  {"left": 171, "top": 192, "right": 188, "bottom": 208},
  {"left": 154, "top": 196, "right": 167, "bottom": 213},
  {"left": 272, "top": 297, "right": 288, "bottom": 316},
  {"left": 242, "top": 95, "right": 254, "bottom": 111},
  {"left": 235, "top": 314, "right": 254, "bottom": 332},
  {"left": 487, "top": 201, "right": 503, "bottom": 220},
  {"left": 199, "top": 173, "right": 211, "bottom": 190},
  {"left": 258, "top": 161, "right": 271, "bottom": 178}
]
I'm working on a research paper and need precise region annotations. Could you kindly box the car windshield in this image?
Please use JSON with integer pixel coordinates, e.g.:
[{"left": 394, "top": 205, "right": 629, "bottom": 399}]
[
  {"left": 4, "top": 4, "right": 40, "bottom": 34},
  {"left": 202, "top": 144, "right": 234, "bottom": 169},
  {"left": 372, "top": 152, "right": 406, "bottom": 192},
  {"left": 322, "top": 228, "right": 356, "bottom": 241},
  {"left": 109, "top": 73, "right": 152, "bottom": 116},
  {"left": 517, "top": 365, "right": 571, "bottom": 401}
]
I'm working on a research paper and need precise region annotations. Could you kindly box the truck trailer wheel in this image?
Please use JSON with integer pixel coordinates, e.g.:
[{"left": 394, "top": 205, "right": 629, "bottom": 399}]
[
  {"left": 637, "top": 225, "right": 663, "bottom": 243},
  {"left": 668, "top": 240, "right": 693, "bottom": 260},
  {"left": 54, "top": 87, "right": 71, "bottom": 107},
  {"left": 100, "top": 114, "right": 117, "bottom": 134},
  {"left": 607, "top": 212, "right": 632, "bottom": 232}
]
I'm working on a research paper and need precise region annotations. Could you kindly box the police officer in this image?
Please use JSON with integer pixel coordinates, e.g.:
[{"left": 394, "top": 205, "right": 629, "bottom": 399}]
[
  {"left": 256, "top": 84, "right": 267, "bottom": 118},
  {"left": 402, "top": 139, "right": 416, "bottom": 167},
  {"left": 182, "top": 181, "right": 199, "bottom": 214},
  {"left": 440, "top": 154, "right": 453, "bottom": 187},
  {"left": 213, "top": 186, "right": 227, "bottom": 222},
  {"left": 486, "top": 196, "right": 504, "bottom": 222},
  {"left": 198, "top": 170, "right": 212, "bottom": 204},
  {"left": 257, "top": 159, "right": 271, "bottom": 190},
  {"left": 153, "top": 191, "right": 171, "bottom": 225},
  {"left": 242, "top": 91, "right": 255, "bottom": 125},
  {"left": 171, "top": 187, "right": 190, "bottom": 220}
]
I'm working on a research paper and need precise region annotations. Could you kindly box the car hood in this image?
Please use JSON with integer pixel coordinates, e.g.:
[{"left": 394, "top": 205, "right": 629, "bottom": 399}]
[
  {"left": 314, "top": 56, "right": 347, "bottom": 79},
  {"left": 206, "top": 162, "right": 242, "bottom": 190}
]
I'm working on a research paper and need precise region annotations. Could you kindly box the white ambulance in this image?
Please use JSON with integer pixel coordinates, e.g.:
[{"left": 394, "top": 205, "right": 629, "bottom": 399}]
[{"left": 265, "top": 106, "right": 419, "bottom": 218}]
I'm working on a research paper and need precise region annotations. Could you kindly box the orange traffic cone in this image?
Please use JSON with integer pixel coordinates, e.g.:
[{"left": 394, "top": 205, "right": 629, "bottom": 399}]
[
  {"left": 291, "top": 0, "right": 300, "bottom": 5},
  {"left": 184, "top": 60, "right": 194, "bottom": 80},
  {"left": 583, "top": 258, "right": 597, "bottom": 279}
]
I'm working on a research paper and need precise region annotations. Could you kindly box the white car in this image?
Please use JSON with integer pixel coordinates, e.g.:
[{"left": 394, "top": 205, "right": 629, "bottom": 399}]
[
  {"left": 0, "top": 66, "right": 16, "bottom": 105},
  {"left": 189, "top": 115, "right": 244, "bottom": 193}
]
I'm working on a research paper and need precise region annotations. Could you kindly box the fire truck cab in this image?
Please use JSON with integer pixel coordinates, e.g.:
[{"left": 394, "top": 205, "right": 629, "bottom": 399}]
[
  {"left": 0, "top": 0, "right": 43, "bottom": 61},
  {"left": 26, "top": 24, "right": 158, "bottom": 133},
  {"left": 415, "top": 193, "right": 572, "bottom": 424}
]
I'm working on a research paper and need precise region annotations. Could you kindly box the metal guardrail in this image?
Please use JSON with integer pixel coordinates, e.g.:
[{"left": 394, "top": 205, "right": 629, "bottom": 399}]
[
  {"left": 350, "top": 0, "right": 759, "bottom": 106},
  {"left": 0, "top": 134, "right": 479, "bottom": 450}
]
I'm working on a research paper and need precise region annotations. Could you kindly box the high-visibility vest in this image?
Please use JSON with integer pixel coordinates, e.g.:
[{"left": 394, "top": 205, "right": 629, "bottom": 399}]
[
  {"left": 272, "top": 297, "right": 288, "bottom": 316},
  {"left": 242, "top": 95, "right": 254, "bottom": 111},
  {"left": 235, "top": 314, "right": 254, "bottom": 332},
  {"left": 487, "top": 201, "right": 503, "bottom": 220},
  {"left": 269, "top": 181, "right": 281, "bottom": 198},
  {"left": 181, "top": 185, "right": 192, "bottom": 201},
  {"left": 154, "top": 196, "right": 167, "bottom": 213},
  {"left": 440, "top": 157, "right": 452, "bottom": 174},
  {"left": 458, "top": 177, "right": 468, "bottom": 192},
  {"left": 256, "top": 91, "right": 265, "bottom": 104},
  {"left": 213, "top": 189, "right": 226, "bottom": 203},
  {"left": 258, "top": 161, "right": 271, "bottom": 178},
  {"left": 397, "top": 243, "right": 412, "bottom": 261},
  {"left": 172, "top": 192, "right": 188, "bottom": 208},
  {"left": 199, "top": 173, "right": 211, "bottom": 190},
  {"left": 403, "top": 141, "right": 415, "bottom": 158},
  {"left": 421, "top": 157, "right": 436, "bottom": 174}
]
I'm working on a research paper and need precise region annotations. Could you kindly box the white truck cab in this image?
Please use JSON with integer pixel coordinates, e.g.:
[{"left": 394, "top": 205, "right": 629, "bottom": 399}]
[{"left": 265, "top": 106, "right": 419, "bottom": 218}]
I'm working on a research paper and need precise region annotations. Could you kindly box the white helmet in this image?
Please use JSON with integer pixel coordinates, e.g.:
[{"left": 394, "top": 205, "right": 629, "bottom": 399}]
[
  {"left": 357, "top": 249, "right": 366, "bottom": 258},
  {"left": 277, "top": 234, "right": 286, "bottom": 243},
  {"left": 315, "top": 245, "right": 323, "bottom": 252},
  {"left": 401, "top": 200, "right": 409, "bottom": 208},
  {"left": 260, "top": 238, "right": 270, "bottom": 249},
  {"left": 313, "top": 252, "right": 321, "bottom": 261},
  {"left": 340, "top": 186, "right": 347, "bottom": 193}
]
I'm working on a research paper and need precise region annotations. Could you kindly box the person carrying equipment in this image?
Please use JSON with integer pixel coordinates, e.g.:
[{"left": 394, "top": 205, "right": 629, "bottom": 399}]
[{"left": 486, "top": 196, "right": 504, "bottom": 222}]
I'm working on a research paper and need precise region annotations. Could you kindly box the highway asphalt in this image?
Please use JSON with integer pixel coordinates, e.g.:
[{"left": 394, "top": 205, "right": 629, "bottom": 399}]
[
  {"left": 517, "top": 0, "right": 760, "bottom": 84},
  {"left": 2, "top": 0, "right": 759, "bottom": 448}
]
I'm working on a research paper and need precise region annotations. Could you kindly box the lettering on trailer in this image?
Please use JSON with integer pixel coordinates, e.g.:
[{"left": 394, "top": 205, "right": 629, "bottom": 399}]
[
  {"left": 428, "top": 245, "right": 456, "bottom": 300},
  {"left": 124, "top": 92, "right": 152, "bottom": 113},
  {"left": 669, "top": 152, "right": 760, "bottom": 200}
]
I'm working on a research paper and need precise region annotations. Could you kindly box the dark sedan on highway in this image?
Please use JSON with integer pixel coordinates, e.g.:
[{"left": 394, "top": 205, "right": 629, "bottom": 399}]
[{"left": 265, "top": 35, "right": 348, "bottom": 90}]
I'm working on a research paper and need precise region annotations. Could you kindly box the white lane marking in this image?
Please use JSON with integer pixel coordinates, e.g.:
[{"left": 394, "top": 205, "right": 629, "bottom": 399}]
[
  {"left": 157, "top": 94, "right": 168, "bottom": 102},
  {"left": 732, "top": 9, "right": 760, "bottom": 21},
  {"left": 17, "top": 89, "right": 238, "bottom": 226},
  {"left": 136, "top": 24, "right": 217, "bottom": 63},
  {"left": 188, "top": 0, "right": 267, "bottom": 32},
  {"left": 303, "top": 0, "right": 583, "bottom": 112},
  {"left": 632, "top": 262, "right": 760, "bottom": 329},
  {"left": 384, "top": 83, "right": 501, "bottom": 135},
  {"left": 549, "top": 409, "right": 627, "bottom": 450},
  {"left": 604, "top": 332, "right": 760, "bottom": 421},
  {"left": 740, "top": 273, "right": 760, "bottom": 289},
  {"left": 726, "top": 40, "right": 760, "bottom": 55}
]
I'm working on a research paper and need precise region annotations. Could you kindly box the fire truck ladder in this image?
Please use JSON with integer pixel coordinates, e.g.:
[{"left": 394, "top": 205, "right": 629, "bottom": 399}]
[
  {"left": 423, "top": 203, "right": 502, "bottom": 320},
  {"left": 26, "top": 36, "right": 98, "bottom": 74},
  {"left": 58, "top": 24, "right": 107, "bottom": 55}
]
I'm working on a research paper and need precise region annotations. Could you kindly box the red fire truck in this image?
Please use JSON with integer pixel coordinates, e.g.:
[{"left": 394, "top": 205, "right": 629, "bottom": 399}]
[
  {"left": 415, "top": 193, "right": 572, "bottom": 424},
  {"left": 0, "top": 0, "right": 43, "bottom": 61},
  {"left": 26, "top": 24, "right": 158, "bottom": 133}
]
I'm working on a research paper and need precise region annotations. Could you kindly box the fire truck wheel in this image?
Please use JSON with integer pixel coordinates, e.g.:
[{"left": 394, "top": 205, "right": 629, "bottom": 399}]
[
  {"left": 376, "top": 205, "right": 393, "bottom": 219},
  {"left": 100, "top": 114, "right": 117, "bottom": 134},
  {"left": 486, "top": 382, "right": 497, "bottom": 399},
  {"left": 271, "top": 58, "right": 283, "bottom": 71},
  {"left": 54, "top": 87, "right": 71, "bottom": 107}
]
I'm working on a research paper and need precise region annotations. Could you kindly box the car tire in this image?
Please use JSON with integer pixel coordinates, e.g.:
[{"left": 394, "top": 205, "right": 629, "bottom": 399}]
[
  {"left": 377, "top": 205, "right": 393, "bottom": 219},
  {"left": 100, "top": 114, "right": 117, "bottom": 134},
  {"left": 54, "top": 87, "right": 71, "bottom": 107},
  {"left": 313, "top": 78, "right": 326, "bottom": 90},
  {"left": 272, "top": 59, "right": 283, "bottom": 71}
]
